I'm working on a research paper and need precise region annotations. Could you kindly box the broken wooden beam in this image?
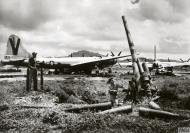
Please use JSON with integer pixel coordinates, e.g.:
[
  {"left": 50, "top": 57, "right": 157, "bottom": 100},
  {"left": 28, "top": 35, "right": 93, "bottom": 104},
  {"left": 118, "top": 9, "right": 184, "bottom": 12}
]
[
  {"left": 98, "top": 105, "right": 132, "bottom": 114},
  {"left": 151, "top": 96, "right": 160, "bottom": 102},
  {"left": 1, "top": 104, "right": 53, "bottom": 111},
  {"left": 139, "top": 107, "right": 180, "bottom": 119},
  {"left": 15, "top": 105, "right": 53, "bottom": 109},
  {"left": 64, "top": 102, "right": 112, "bottom": 113},
  {"left": 149, "top": 101, "right": 161, "bottom": 110}
]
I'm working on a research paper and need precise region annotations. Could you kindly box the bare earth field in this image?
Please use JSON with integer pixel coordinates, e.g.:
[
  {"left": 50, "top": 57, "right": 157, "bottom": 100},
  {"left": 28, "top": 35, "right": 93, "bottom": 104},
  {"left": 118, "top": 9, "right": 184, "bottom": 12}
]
[{"left": 0, "top": 67, "right": 190, "bottom": 133}]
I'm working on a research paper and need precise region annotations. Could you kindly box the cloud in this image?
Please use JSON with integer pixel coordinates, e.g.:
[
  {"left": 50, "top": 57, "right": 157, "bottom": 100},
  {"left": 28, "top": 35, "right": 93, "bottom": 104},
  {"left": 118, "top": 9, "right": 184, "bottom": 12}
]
[
  {"left": 159, "top": 35, "right": 190, "bottom": 54},
  {"left": 132, "top": 0, "right": 190, "bottom": 23},
  {"left": 0, "top": 0, "right": 54, "bottom": 30},
  {"left": 0, "top": 0, "right": 189, "bottom": 59},
  {"left": 59, "top": 1, "right": 126, "bottom": 42}
]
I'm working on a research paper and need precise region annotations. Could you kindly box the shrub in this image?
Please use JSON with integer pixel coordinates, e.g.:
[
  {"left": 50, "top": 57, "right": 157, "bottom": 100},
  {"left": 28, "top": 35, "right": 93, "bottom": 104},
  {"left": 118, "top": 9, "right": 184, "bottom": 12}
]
[
  {"left": 42, "top": 111, "right": 59, "bottom": 125},
  {"left": 81, "top": 89, "right": 98, "bottom": 104},
  {"left": 179, "top": 95, "right": 190, "bottom": 110},
  {"left": 67, "top": 95, "right": 85, "bottom": 104},
  {"left": 60, "top": 86, "right": 76, "bottom": 96},
  {"left": 184, "top": 96, "right": 190, "bottom": 109},
  {"left": 159, "top": 85, "right": 178, "bottom": 100},
  {"left": 54, "top": 89, "right": 69, "bottom": 103}
]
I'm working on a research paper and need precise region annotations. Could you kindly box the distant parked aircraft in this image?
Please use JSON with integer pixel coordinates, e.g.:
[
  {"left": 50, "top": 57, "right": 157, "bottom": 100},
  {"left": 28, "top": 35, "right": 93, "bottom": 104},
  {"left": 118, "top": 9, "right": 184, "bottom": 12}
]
[
  {"left": 118, "top": 45, "right": 190, "bottom": 75},
  {"left": 145, "top": 46, "right": 190, "bottom": 75}
]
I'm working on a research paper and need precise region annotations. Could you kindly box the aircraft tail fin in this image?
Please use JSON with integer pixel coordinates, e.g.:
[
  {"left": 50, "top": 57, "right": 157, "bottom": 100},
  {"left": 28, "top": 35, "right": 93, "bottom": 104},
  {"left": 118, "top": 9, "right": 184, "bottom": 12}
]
[
  {"left": 168, "top": 57, "right": 170, "bottom": 62},
  {"left": 5, "top": 34, "right": 31, "bottom": 58},
  {"left": 154, "top": 45, "right": 156, "bottom": 61}
]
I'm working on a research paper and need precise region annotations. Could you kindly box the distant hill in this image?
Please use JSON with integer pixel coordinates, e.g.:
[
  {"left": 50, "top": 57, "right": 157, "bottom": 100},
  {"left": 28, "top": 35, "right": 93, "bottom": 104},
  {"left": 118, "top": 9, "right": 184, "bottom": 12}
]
[{"left": 68, "top": 50, "right": 104, "bottom": 57}]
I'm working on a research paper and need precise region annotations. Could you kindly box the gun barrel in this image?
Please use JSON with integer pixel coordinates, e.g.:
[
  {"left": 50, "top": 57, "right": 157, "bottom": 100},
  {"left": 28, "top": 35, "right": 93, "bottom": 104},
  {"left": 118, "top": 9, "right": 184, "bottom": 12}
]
[{"left": 122, "top": 16, "right": 140, "bottom": 79}]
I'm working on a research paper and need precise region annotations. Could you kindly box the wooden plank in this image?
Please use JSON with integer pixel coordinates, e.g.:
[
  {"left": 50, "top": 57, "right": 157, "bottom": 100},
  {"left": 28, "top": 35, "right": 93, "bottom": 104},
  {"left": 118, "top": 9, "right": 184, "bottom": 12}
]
[
  {"left": 98, "top": 105, "right": 132, "bottom": 114},
  {"left": 64, "top": 102, "right": 112, "bottom": 113}
]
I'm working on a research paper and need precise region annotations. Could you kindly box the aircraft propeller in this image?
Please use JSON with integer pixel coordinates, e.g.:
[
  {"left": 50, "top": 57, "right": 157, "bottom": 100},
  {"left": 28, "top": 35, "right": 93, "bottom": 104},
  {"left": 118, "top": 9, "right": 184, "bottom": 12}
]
[
  {"left": 180, "top": 58, "right": 190, "bottom": 63},
  {"left": 118, "top": 51, "right": 122, "bottom": 56},
  {"left": 111, "top": 51, "right": 122, "bottom": 56},
  {"left": 111, "top": 51, "right": 114, "bottom": 56}
]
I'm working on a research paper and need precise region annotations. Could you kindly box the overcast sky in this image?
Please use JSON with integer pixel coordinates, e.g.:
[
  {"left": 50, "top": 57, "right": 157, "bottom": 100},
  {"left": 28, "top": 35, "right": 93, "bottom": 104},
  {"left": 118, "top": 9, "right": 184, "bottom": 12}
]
[{"left": 0, "top": 0, "right": 190, "bottom": 59}]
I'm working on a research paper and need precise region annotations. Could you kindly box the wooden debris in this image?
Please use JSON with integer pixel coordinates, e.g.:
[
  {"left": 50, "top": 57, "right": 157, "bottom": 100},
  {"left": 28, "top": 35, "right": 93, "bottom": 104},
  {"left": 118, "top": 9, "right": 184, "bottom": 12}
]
[
  {"left": 149, "top": 101, "right": 161, "bottom": 110},
  {"left": 151, "top": 96, "right": 160, "bottom": 101},
  {"left": 98, "top": 105, "right": 132, "bottom": 114},
  {"left": 64, "top": 102, "right": 112, "bottom": 113},
  {"left": 139, "top": 107, "right": 180, "bottom": 119},
  {"left": 15, "top": 105, "right": 53, "bottom": 109}
]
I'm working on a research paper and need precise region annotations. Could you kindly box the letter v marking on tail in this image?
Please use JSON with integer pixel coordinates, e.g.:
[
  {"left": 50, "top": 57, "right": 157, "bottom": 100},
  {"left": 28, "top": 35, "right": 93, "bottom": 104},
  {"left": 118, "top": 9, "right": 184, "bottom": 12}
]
[{"left": 9, "top": 38, "right": 20, "bottom": 55}]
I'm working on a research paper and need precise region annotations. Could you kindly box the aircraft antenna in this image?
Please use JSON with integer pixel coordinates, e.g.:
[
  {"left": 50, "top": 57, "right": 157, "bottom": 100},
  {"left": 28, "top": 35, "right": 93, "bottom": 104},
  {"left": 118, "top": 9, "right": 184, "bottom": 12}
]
[{"left": 154, "top": 45, "right": 156, "bottom": 61}]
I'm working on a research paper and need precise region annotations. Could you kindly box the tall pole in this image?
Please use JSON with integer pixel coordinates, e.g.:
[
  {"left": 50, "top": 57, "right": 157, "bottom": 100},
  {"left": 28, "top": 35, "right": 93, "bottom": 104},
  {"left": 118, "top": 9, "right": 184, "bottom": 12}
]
[
  {"left": 26, "top": 68, "right": 30, "bottom": 91},
  {"left": 122, "top": 16, "right": 141, "bottom": 103},
  {"left": 122, "top": 16, "right": 140, "bottom": 81},
  {"left": 40, "top": 67, "right": 44, "bottom": 90},
  {"left": 154, "top": 45, "right": 156, "bottom": 61}
]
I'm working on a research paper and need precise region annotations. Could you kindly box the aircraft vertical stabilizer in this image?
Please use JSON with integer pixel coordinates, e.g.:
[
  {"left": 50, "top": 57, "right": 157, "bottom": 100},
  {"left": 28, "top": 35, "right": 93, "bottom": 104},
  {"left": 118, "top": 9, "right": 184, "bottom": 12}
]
[
  {"left": 154, "top": 45, "right": 156, "bottom": 61},
  {"left": 6, "top": 34, "right": 31, "bottom": 58}
]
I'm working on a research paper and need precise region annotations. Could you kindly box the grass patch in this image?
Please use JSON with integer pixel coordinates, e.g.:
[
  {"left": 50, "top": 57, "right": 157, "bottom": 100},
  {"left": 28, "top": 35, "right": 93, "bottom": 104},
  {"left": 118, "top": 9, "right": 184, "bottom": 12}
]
[
  {"left": 159, "top": 84, "right": 178, "bottom": 100},
  {"left": 43, "top": 79, "right": 106, "bottom": 104},
  {"left": 158, "top": 77, "right": 190, "bottom": 110}
]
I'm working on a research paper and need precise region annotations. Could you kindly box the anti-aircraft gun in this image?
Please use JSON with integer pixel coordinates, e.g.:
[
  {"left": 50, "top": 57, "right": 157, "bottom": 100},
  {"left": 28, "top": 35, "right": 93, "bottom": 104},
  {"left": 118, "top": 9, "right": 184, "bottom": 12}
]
[{"left": 122, "top": 16, "right": 156, "bottom": 102}]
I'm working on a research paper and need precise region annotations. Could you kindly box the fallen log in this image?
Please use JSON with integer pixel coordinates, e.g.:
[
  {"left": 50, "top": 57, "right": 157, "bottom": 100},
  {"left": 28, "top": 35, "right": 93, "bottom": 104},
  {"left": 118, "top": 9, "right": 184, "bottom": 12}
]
[
  {"left": 64, "top": 102, "right": 112, "bottom": 113},
  {"left": 98, "top": 105, "right": 132, "bottom": 114},
  {"left": 1, "top": 104, "right": 52, "bottom": 111},
  {"left": 139, "top": 107, "right": 180, "bottom": 119},
  {"left": 149, "top": 101, "right": 160, "bottom": 110},
  {"left": 15, "top": 105, "right": 53, "bottom": 109}
]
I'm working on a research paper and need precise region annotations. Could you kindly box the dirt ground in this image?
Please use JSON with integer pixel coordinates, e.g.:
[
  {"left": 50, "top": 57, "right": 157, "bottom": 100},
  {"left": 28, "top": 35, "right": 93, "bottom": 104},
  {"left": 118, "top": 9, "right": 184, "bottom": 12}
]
[{"left": 0, "top": 67, "right": 190, "bottom": 132}]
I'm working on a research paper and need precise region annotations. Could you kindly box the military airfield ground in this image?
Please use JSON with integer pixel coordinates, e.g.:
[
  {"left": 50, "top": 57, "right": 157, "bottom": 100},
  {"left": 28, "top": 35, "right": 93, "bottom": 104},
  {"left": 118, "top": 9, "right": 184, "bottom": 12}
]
[{"left": 0, "top": 66, "right": 190, "bottom": 133}]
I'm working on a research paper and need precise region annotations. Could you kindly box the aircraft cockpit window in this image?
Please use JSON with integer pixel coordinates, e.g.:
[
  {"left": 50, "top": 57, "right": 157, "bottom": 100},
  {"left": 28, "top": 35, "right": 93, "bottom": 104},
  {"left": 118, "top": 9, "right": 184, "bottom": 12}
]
[{"left": 4, "top": 56, "right": 10, "bottom": 59}]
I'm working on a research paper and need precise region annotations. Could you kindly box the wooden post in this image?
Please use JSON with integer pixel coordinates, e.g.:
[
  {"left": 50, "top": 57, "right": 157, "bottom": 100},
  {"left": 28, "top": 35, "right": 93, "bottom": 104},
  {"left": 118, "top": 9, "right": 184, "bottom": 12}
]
[
  {"left": 33, "top": 69, "right": 38, "bottom": 91},
  {"left": 40, "top": 67, "right": 44, "bottom": 90},
  {"left": 26, "top": 68, "right": 30, "bottom": 91}
]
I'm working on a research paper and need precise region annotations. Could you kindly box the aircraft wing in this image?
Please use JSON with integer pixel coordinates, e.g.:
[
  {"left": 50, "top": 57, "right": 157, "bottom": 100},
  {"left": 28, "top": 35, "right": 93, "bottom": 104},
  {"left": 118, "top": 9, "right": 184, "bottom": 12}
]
[
  {"left": 71, "top": 55, "right": 131, "bottom": 67},
  {"left": 160, "top": 62, "right": 190, "bottom": 68},
  {"left": 147, "top": 62, "right": 190, "bottom": 69},
  {"left": 1, "top": 59, "right": 27, "bottom": 66}
]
